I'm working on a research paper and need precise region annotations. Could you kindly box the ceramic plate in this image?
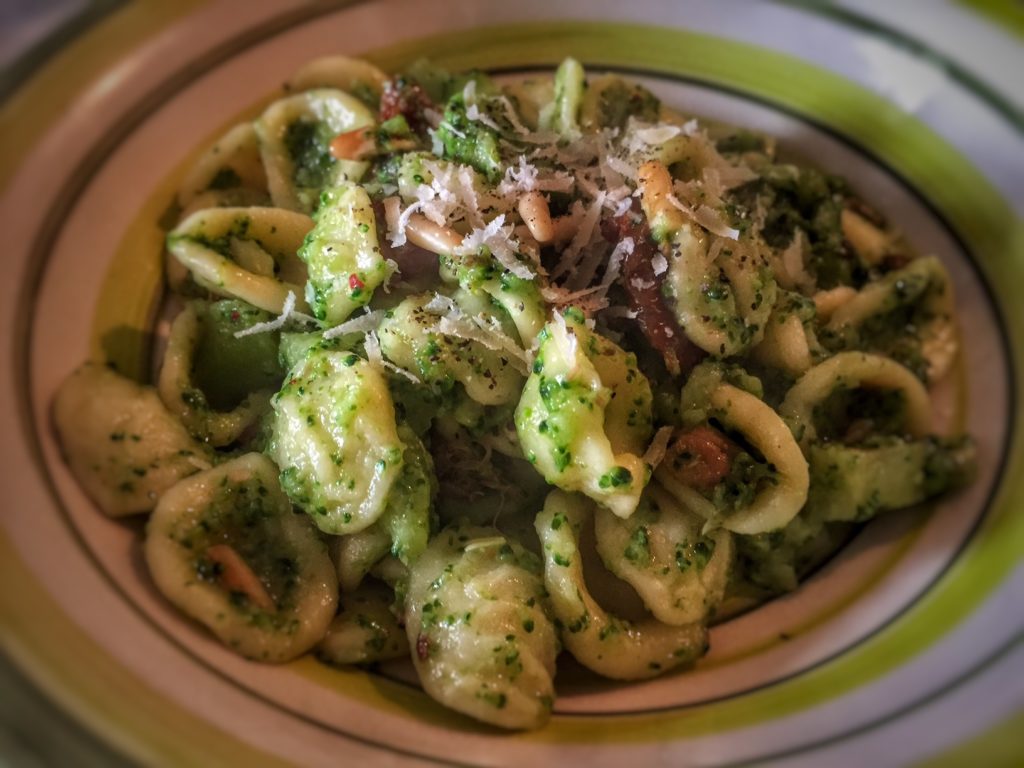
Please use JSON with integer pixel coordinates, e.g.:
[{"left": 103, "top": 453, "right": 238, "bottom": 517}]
[{"left": 1, "top": 1, "right": 1021, "bottom": 765}]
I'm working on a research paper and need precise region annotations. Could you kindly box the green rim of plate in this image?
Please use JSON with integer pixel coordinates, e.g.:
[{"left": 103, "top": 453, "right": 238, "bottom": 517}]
[{"left": 4, "top": 8, "right": 1022, "bottom": 765}]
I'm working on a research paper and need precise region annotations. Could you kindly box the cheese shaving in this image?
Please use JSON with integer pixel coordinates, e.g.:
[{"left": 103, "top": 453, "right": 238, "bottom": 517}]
[
  {"left": 453, "top": 215, "right": 534, "bottom": 280},
  {"left": 496, "top": 156, "right": 574, "bottom": 197},
  {"left": 387, "top": 197, "right": 423, "bottom": 247},
  {"left": 363, "top": 329, "right": 421, "bottom": 383},
  {"left": 439, "top": 121, "right": 465, "bottom": 139},
  {"left": 601, "top": 237, "right": 634, "bottom": 288},
  {"left": 233, "top": 291, "right": 316, "bottom": 338},
  {"left": 323, "top": 309, "right": 386, "bottom": 340},
  {"left": 667, "top": 191, "right": 740, "bottom": 241},
  {"left": 632, "top": 124, "right": 682, "bottom": 147},
  {"left": 553, "top": 192, "right": 605, "bottom": 279}
]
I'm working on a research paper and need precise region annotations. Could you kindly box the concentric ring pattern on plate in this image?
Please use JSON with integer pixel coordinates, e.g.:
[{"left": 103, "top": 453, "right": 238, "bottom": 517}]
[{"left": 1, "top": 1, "right": 1021, "bottom": 766}]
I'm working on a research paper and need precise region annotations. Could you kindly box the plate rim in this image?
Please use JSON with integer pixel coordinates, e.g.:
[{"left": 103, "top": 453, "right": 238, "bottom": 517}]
[{"left": 3, "top": 3, "right": 1023, "bottom": 765}]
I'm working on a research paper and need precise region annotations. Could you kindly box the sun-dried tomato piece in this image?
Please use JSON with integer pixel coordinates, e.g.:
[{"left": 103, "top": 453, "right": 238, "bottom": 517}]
[
  {"left": 379, "top": 77, "right": 435, "bottom": 135},
  {"left": 603, "top": 211, "right": 704, "bottom": 377},
  {"left": 663, "top": 425, "right": 739, "bottom": 492}
]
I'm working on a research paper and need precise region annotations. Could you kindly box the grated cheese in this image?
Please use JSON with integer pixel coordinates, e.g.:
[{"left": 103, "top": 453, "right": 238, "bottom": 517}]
[
  {"left": 553, "top": 191, "right": 605, "bottom": 280},
  {"left": 601, "top": 237, "right": 634, "bottom": 289},
  {"left": 233, "top": 291, "right": 317, "bottom": 338},
  {"left": 453, "top": 214, "right": 534, "bottom": 280},
  {"left": 427, "top": 127, "right": 444, "bottom": 155},
  {"left": 323, "top": 309, "right": 386, "bottom": 340},
  {"left": 363, "top": 329, "right": 421, "bottom": 383},
  {"left": 667, "top": 191, "right": 740, "bottom": 241},
  {"left": 631, "top": 123, "right": 682, "bottom": 147},
  {"left": 439, "top": 121, "right": 465, "bottom": 139}
]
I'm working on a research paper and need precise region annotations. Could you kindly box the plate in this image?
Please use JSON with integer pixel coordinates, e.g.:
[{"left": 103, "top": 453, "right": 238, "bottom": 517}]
[{"left": 1, "top": 1, "right": 1022, "bottom": 765}]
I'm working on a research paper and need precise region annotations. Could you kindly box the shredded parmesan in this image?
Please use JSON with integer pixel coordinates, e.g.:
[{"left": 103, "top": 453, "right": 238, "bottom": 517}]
[
  {"left": 601, "top": 237, "right": 634, "bottom": 289},
  {"left": 631, "top": 123, "right": 682, "bottom": 147},
  {"left": 233, "top": 291, "right": 316, "bottom": 338},
  {"left": 439, "top": 121, "right": 465, "bottom": 139},
  {"left": 385, "top": 195, "right": 422, "bottom": 247},
  {"left": 554, "top": 192, "right": 606, "bottom": 280},
  {"left": 323, "top": 309, "right": 385, "bottom": 340},
  {"left": 453, "top": 215, "right": 534, "bottom": 280},
  {"left": 427, "top": 127, "right": 444, "bottom": 155},
  {"left": 363, "top": 329, "right": 421, "bottom": 383},
  {"left": 496, "top": 156, "right": 574, "bottom": 197},
  {"left": 667, "top": 190, "right": 741, "bottom": 241}
]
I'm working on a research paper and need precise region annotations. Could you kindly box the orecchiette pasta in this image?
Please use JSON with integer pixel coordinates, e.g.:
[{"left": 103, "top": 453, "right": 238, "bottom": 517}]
[
  {"left": 780, "top": 351, "right": 932, "bottom": 446},
  {"left": 145, "top": 453, "right": 337, "bottom": 662},
  {"left": 517, "top": 310, "right": 653, "bottom": 518},
  {"left": 255, "top": 88, "right": 375, "bottom": 213},
  {"left": 269, "top": 347, "right": 406, "bottom": 535},
  {"left": 158, "top": 300, "right": 278, "bottom": 446},
  {"left": 167, "top": 206, "right": 312, "bottom": 314},
  {"left": 594, "top": 483, "right": 734, "bottom": 625},
  {"left": 317, "top": 583, "right": 409, "bottom": 666},
  {"left": 536, "top": 491, "right": 708, "bottom": 680},
  {"left": 53, "top": 363, "right": 214, "bottom": 516},
  {"left": 299, "top": 183, "right": 393, "bottom": 326},
  {"left": 405, "top": 525, "right": 558, "bottom": 729}
]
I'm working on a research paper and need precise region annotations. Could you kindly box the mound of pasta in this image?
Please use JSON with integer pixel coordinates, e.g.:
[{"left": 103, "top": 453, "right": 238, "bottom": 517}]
[{"left": 53, "top": 56, "right": 976, "bottom": 730}]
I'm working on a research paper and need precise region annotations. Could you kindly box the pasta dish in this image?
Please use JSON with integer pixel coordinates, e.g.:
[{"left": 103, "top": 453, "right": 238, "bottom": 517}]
[{"left": 52, "top": 56, "right": 975, "bottom": 729}]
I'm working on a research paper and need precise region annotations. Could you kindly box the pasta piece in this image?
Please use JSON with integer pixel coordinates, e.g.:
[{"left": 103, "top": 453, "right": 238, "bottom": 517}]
[
  {"left": 177, "top": 187, "right": 272, "bottom": 224},
  {"left": 638, "top": 161, "right": 777, "bottom": 356},
  {"left": 539, "top": 57, "right": 584, "bottom": 139},
  {"left": 661, "top": 382, "right": 810, "bottom": 534},
  {"left": 735, "top": 506, "right": 840, "bottom": 594},
  {"left": 535, "top": 490, "right": 708, "bottom": 680},
  {"left": 594, "top": 483, "right": 734, "bottom": 625},
  {"left": 176, "top": 122, "right": 268, "bottom": 209},
  {"left": 299, "top": 183, "right": 394, "bottom": 326},
  {"left": 256, "top": 89, "right": 375, "bottom": 213},
  {"left": 516, "top": 310, "right": 654, "bottom": 518},
  {"left": 332, "top": 527, "right": 390, "bottom": 594},
  {"left": 158, "top": 300, "right": 280, "bottom": 446},
  {"left": 377, "top": 425, "right": 437, "bottom": 562},
  {"left": 145, "top": 453, "right": 337, "bottom": 662},
  {"left": 841, "top": 208, "right": 891, "bottom": 266},
  {"left": 52, "top": 363, "right": 213, "bottom": 516},
  {"left": 317, "top": 582, "right": 409, "bottom": 666},
  {"left": 441, "top": 252, "right": 547, "bottom": 349},
  {"left": 824, "top": 256, "right": 957, "bottom": 381},
  {"left": 579, "top": 74, "right": 660, "bottom": 131},
  {"left": 269, "top": 348, "right": 406, "bottom": 535},
  {"left": 664, "top": 234, "right": 778, "bottom": 357},
  {"left": 807, "top": 436, "right": 975, "bottom": 522},
  {"left": 750, "top": 291, "right": 821, "bottom": 377},
  {"left": 405, "top": 525, "right": 557, "bottom": 729},
  {"left": 285, "top": 55, "right": 388, "bottom": 102},
  {"left": 167, "top": 206, "right": 312, "bottom": 314},
  {"left": 332, "top": 423, "right": 436, "bottom": 589},
  {"left": 378, "top": 292, "right": 525, "bottom": 406},
  {"left": 779, "top": 352, "right": 932, "bottom": 446}
]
